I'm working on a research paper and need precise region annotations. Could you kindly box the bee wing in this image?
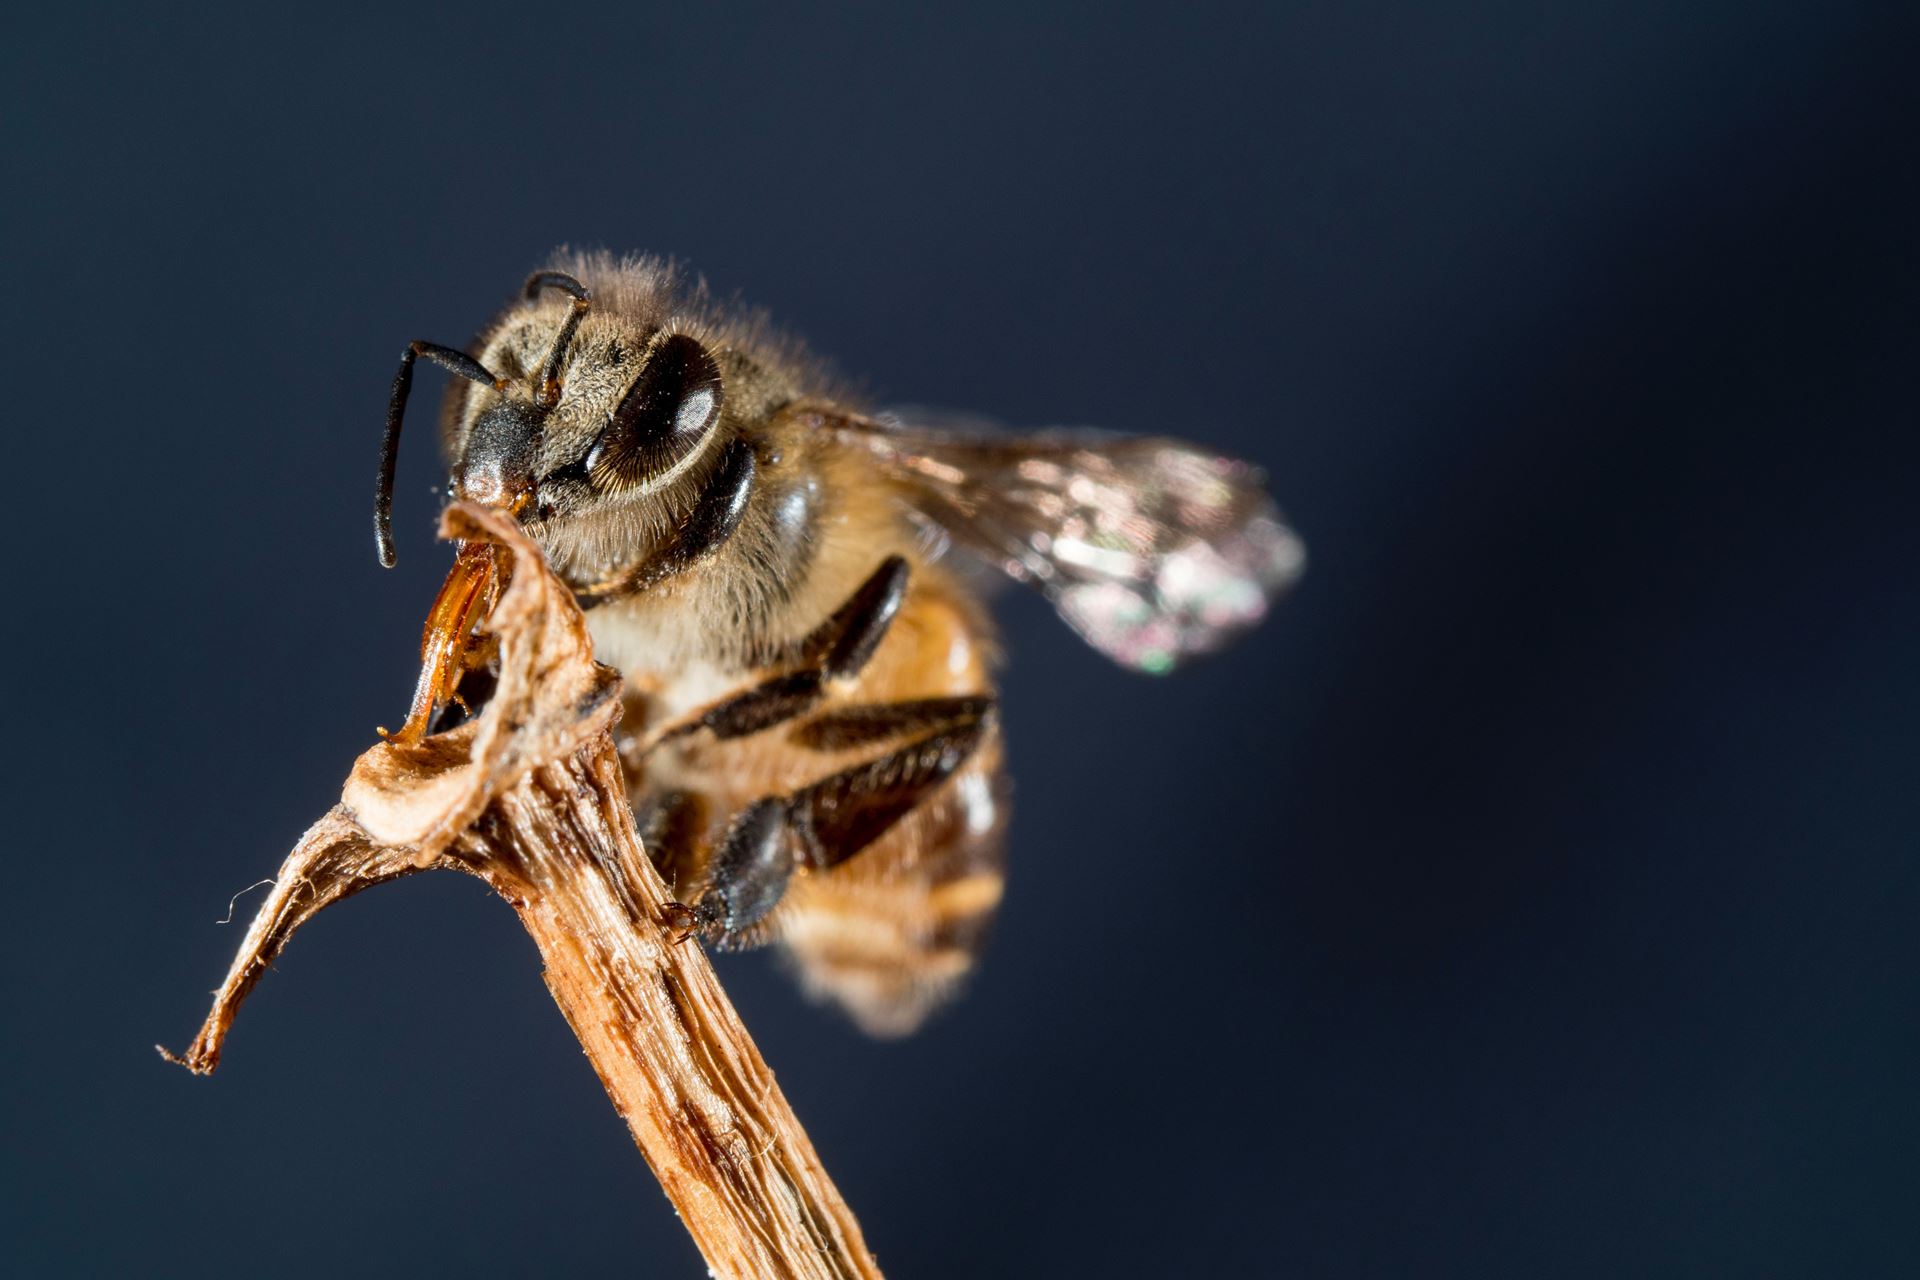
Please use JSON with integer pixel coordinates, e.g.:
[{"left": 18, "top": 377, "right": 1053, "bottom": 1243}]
[{"left": 823, "top": 406, "right": 1305, "bottom": 673}]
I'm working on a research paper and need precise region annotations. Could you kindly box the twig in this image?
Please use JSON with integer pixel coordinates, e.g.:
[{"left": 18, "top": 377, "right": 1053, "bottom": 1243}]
[{"left": 162, "top": 503, "right": 883, "bottom": 1280}]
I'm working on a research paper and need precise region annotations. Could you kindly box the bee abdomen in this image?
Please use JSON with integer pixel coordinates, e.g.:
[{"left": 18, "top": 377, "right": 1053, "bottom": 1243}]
[{"left": 777, "top": 741, "right": 1009, "bottom": 1037}]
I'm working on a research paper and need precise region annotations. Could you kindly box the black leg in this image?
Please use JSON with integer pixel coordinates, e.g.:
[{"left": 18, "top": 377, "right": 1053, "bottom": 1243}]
[
  {"left": 684, "top": 670, "right": 826, "bottom": 742},
  {"left": 788, "top": 694, "right": 996, "bottom": 752},
  {"left": 684, "top": 797, "right": 798, "bottom": 943},
  {"left": 639, "top": 555, "right": 912, "bottom": 752},
  {"left": 631, "top": 788, "right": 709, "bottom": 891},
  {"left": 806, "top": 554, "right": 912, "bottom": 678},
  {"left": 787, "top": 698, "right": 993, "bottom": 870},
  {"left": 673, "top": 694, "right": 994, "bottom": 946}
]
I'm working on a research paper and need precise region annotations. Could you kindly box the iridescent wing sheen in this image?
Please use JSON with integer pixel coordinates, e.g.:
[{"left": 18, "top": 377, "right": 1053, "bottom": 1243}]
[{"left": 825, "top": 408, "right": 1306, "bottom": 673}]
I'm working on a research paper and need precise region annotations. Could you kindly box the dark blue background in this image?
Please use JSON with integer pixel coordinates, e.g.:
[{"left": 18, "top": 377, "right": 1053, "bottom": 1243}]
[{"left": 4, "top": 4, "right": 1915, "bottom": 1275}]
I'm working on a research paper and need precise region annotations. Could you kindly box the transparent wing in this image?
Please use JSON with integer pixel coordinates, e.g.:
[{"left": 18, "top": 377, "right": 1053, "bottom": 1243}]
[{"left": 827, "top": 407, "right": 1306, "bottom": 673}]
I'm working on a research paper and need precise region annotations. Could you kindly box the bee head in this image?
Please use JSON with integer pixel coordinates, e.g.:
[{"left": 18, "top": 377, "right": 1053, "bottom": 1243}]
[{"left": 377, "top": 269, "right": 741, "bottom": 591}]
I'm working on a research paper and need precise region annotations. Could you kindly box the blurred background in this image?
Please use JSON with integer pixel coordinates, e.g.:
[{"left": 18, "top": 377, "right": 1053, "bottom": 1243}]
[{"left": 3, "top": 4, "right": 1916, "bottom": 1276}]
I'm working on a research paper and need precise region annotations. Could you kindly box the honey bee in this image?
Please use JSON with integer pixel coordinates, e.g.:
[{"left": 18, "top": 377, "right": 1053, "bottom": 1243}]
[{"left": 375, "top": 252, "right": 1304, "bottom": 1035}]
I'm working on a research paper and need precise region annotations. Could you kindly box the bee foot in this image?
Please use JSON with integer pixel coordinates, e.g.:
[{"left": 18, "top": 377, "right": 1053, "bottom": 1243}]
[{"left": 662, "top": 900, "right": 707, "bottom": 946}]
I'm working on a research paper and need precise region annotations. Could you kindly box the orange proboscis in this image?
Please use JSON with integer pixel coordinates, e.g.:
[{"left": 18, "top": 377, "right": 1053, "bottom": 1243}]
[{"left": 381, "top": 539, "right": 506, "bottom": 745}]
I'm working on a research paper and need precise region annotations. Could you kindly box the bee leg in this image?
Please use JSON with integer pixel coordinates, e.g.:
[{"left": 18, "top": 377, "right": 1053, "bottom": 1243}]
[
  {"left": 666, "top": 670, "right": 827, "bottom": 745},
  {"left": 631, "top": 788, "right": 709, "bottom": 888},
  {"left": 787, "top": 697, "right": 995, "bottom": 871},
  {"left": 637, "top": 556, "right": 912, "bottom": 754},
  {"left": 678, "top": 695, "right": 995, "bottom": 947},
  {"left": 786, "top": 694, "right": 997, "bottom": 755},
  {"left": 802, "top": 553, "right": 913, "bottom": 680},
  {"left": 682, "top": 797, "right": 801, "bottom": 947}
]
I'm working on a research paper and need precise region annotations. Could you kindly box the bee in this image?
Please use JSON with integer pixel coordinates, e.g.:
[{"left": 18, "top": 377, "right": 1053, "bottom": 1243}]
[{"left": 375, "top": 252, "right": 1304, "bottom": 1035}]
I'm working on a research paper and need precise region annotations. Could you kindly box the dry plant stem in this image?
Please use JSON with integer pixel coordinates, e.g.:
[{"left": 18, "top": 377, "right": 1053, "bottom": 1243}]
[{"left": 163, "top": 504, "right": 881, "bottom": 1280}]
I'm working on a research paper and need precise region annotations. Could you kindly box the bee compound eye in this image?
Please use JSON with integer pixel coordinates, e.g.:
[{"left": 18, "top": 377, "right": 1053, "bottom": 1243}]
[{"left": 585, "top": 334, "right": 723, "bottom": 488}]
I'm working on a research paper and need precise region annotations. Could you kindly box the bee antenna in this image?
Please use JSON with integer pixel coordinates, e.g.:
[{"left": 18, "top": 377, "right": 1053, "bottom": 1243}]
[
  {"left": 524, "top": 270, "right": 593, "bottom": 411},
  {"left": 376, "top": 341, "right": 501, "bottom": 568}
]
